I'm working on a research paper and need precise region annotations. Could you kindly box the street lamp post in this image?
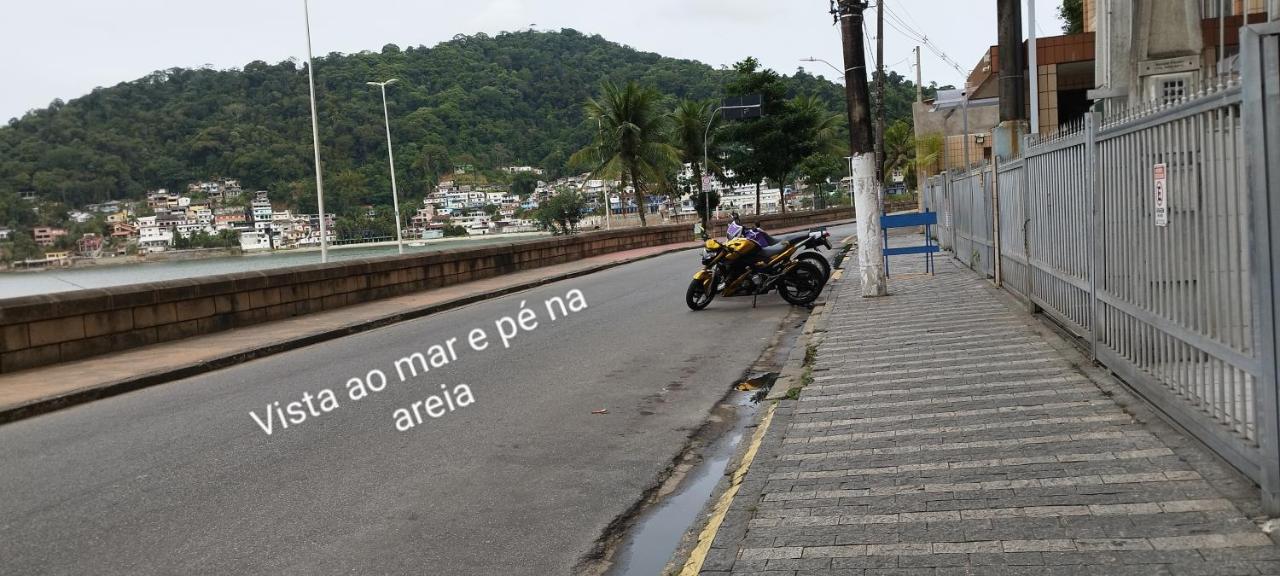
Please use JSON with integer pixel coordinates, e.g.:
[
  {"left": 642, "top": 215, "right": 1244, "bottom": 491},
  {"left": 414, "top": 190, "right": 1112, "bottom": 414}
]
[
  {"left": 303, "top": 0, "right": 328, "bottom": 263},
  {"left": 702, "top": 101, "right": 761, "bottom": 235},
  {"left": 702, "top": 111, "right": 718, "bottom": 233},
  {"left": 368, "top": 79, "right": 404, "bottom": 255},
  {"left": 846, "top": 156, "right": 855, "bottom": 213},
  {"left": 800, "top": 57, "right": 853, "bottom": 82},
  {"left": 596, "top": 118, "right": 611, "bottom": 231}
]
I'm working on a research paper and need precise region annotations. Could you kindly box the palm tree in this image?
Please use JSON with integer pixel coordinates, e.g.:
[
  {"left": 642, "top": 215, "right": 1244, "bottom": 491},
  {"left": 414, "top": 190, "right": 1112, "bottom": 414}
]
[
  {"left": 570, "top": 81, "right": 679, "bottom": 227},
  {"left": 789, "top": 95, "right": 846, "bottom": 210},
  {"left": 792, "top": 94, "right": 845, "bottom": 157},
  {"left": 883, "top": 120, "right": 940, "bottom": 192},
  {"left": 671, "top": 98, "right": 720, "bottom": 227}
]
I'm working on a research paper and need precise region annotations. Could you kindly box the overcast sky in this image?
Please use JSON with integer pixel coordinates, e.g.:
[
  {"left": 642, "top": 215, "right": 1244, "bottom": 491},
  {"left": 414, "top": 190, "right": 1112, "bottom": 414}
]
[{"left": 0, "top": 1, "right": 1066, "bottom": 122}]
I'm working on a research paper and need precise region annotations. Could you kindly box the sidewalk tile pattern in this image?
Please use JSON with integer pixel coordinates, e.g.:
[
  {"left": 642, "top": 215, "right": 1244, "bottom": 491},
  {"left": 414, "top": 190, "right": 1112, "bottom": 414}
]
[{"left": 701, "top": 241, "right": 1280, "bottom": 576}]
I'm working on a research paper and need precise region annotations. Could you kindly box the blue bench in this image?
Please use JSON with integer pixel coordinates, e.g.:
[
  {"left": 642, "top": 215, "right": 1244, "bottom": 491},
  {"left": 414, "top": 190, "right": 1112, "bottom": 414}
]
[{"left": 881, "top": 211, "right": 939, "bottom": 277}]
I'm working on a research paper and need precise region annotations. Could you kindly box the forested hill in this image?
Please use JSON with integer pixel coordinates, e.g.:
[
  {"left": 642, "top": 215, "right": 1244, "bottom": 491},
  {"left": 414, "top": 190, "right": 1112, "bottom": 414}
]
[{"left": 0, "top": 29, "right": 930, "bottom": 214}]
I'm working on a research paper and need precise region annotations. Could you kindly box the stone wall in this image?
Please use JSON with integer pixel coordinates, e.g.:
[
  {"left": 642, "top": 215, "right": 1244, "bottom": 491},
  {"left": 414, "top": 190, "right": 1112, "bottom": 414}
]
[{"left": 0, "top": 208, "right": 851, "bottom": 373}]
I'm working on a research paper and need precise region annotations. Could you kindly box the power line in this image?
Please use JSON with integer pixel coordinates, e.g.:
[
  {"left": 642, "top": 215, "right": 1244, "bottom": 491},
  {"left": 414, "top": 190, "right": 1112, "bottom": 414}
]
[
  {"left": 879, "top": 4, "right": 968, "bottom": 79},
  {"left": 883, "top": 10, "right": 964, "bottom": 74}
]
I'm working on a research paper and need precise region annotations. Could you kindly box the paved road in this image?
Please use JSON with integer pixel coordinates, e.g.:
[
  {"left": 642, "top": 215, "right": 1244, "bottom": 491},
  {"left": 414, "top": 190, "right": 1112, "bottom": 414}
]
[{"left": 0, "top": 223, "right": 854, "bottom": 576}]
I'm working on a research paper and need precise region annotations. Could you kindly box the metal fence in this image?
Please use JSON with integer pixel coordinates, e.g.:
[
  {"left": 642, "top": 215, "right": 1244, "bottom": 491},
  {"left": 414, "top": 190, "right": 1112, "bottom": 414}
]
[{"left": 921, "top": 22, "right": 1280, "bottom": 512}]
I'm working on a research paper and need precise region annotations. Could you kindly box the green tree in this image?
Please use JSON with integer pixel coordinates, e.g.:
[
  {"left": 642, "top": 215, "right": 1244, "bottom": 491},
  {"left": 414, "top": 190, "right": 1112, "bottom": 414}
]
[
  {"left": 7, "top": 231, "right": 43, "bottom": 262},
  {"left": 570, "top": 80, "right": 679, "bottom": 227},
  {"left": 797, "top": 153, "right": 845, "bottom": 210},
  {"left": 0, "top": 30, "right": 944, "bottom": 216},
  {"left": 789, "top": 94, "right": 846, "bottom": 207},
  {"left": 1059, "top": 0, "right": 1084, "bottom": 34},
  {"left": 510, "top": 172, "right": 540, "bottom": 197},
  {"left": 882, "top": 120, "right": 916, "bottom": 189},
  {"left": 535, "top": 188, "right": 586, "bottom": 235},
  {"left": 671, "top": 98, "right": 720, "bottom": 228},
  {"left": 722, "top": 58, "right": 836, "bottom": 216},
  {"left": 689, "top": 188, "right": 720, "bottom": 224}
]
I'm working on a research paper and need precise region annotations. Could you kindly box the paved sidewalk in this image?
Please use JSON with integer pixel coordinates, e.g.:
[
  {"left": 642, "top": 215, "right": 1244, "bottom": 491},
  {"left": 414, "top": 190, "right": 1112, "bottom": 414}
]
[{"left": 701, "top": 235, "right": 1280, "bottom": 575}]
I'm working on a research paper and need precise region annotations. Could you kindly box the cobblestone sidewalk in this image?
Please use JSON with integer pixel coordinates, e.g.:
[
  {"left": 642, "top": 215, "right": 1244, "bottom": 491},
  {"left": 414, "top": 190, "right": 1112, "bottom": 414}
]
[{"left": 700, "top": 237, "right": 1280, "bottom": 575}]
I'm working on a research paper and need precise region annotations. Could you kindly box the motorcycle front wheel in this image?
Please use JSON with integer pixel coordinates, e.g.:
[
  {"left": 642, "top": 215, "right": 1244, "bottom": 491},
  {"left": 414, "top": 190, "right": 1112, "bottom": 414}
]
[
  {"left": 778, "top": 261, "right": 825, "bottom": 306},
  {"left": 686, "top": 278, "right": 716, "bottom": 310}
]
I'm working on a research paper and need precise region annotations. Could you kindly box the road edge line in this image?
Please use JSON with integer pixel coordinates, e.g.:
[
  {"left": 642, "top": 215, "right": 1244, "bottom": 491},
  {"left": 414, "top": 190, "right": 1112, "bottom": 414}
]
[{"left": 678, "top": 401, "right": 776, "bottom": 576}]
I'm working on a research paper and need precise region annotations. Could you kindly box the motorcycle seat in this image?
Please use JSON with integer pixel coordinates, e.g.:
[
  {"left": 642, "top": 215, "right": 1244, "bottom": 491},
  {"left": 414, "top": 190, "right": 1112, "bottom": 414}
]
[
  {"left": 760, "top": 242, "right": 789, "bottom": 258},
  {"left": 776, "top": 232, "right": 811, "bottom": 245}
]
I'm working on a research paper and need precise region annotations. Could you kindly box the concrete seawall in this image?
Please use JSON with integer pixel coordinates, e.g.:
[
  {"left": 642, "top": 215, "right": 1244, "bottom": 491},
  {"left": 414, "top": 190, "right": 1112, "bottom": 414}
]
[{"left": 0, "top": 208, "right": 851, "bottom": 373}]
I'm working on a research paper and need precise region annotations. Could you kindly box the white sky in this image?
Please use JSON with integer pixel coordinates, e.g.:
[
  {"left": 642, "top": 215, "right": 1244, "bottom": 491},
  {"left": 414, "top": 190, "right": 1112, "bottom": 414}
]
[{"left": 0, "top": 1, "right": 1066, "bottom": 122}]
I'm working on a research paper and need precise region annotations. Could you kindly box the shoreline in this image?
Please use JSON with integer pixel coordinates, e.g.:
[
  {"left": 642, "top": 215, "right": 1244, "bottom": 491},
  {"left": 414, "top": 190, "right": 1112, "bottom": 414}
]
[{"left": 0, "top": 232, "right": 552, "bottom": 275}]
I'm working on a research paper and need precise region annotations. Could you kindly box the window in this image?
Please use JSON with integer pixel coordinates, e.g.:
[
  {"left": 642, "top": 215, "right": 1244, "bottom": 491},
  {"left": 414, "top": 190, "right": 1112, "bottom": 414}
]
[
  {"left": 1160, "top": 79, "right": 1187, "bottom": 104},
  {"left": 1145, "top": 72, "right": 1196, "bottom": 106}
]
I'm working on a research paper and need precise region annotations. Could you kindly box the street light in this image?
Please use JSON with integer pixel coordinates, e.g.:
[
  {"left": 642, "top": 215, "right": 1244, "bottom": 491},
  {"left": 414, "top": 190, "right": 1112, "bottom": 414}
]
[
  {"left": 703, "top": 101, "right": 761, "bottom": 234},
  {"left": 303, "top": 0, "right": 329, "bottom": 263},
  {"left": 367, "top": 78, "right": 404, "bottom": 255},
  {"left": 800, "top": 57, "right": 855, "bottom": 81},
  {"left": 596, "top": 117, "right": 610, "bottom": 230}
]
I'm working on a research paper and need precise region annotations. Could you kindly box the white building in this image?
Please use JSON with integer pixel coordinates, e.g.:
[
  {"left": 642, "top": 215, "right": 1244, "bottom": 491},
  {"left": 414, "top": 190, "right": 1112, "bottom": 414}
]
[
  {"left": 190, "top": 206, "right": 214, "bottom": 227},
  {"left": 718, "top": 184, "right": 782, "bottom": 215},
  {"left": 239, "top": 230, "right": 273, "bottom": 252},
  {"left": 139, "top": 224, "right": 174, "bottom": 252}
]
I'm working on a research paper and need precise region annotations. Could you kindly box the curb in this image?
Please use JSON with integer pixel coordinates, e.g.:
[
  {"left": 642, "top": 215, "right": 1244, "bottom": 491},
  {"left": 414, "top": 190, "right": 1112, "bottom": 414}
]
[
  {"left": 764, "top": 242, "right": 852, "bottom": 401},
  {"left": 674, "top": 243, "right": 854, "bottom": 574},
  {"left": 0, "top": 243, "right": 697, "bottom": 426}
]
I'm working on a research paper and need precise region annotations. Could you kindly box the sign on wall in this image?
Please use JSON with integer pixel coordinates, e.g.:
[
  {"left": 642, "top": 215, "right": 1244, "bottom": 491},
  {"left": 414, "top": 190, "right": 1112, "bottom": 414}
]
[{"left": 1153, "top": 163, "right": 1169, "bottom": 227}]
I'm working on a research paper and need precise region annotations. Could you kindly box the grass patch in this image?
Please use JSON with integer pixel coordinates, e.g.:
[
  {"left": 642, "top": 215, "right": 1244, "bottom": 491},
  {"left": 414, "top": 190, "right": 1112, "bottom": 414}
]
[{"left": 783, "top": 387, "right": 803, "bottom": 400}]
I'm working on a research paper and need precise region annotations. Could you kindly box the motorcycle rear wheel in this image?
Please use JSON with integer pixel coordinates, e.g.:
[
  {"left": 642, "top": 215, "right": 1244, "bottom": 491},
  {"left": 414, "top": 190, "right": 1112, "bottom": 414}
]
[
  {"left": 686, "top": 278, "right": 716, "bottom": 310},
  {"left": 796, "top": 251, "right": 831, "bottom": 281},
  {"left": 778, "top": 261, "right": 825, "bottom": 306}
]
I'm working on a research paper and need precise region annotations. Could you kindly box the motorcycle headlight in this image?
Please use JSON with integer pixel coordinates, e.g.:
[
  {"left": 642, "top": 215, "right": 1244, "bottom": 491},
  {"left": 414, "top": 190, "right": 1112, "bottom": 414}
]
[{"left": 701, "top": 250, "right": 716, "bottom": 264}]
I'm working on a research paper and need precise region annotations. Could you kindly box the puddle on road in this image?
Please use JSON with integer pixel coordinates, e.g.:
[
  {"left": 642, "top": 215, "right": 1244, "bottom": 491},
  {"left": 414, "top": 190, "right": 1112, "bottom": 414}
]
[{"left": 606, "top": 374, "right": 776, "bottom": 576}]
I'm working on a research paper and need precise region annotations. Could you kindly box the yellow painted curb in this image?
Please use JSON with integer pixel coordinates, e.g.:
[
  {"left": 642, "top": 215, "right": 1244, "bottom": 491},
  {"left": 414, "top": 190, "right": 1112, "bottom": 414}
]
[{"left": 678, "top": 402, "right": 777, "bottom": 576}]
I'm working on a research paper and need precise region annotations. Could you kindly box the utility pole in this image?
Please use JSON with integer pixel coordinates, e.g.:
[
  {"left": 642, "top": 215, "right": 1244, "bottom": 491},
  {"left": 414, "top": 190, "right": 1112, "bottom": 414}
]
[
  {"left": 833, "top": 0, "right": 887, "bottom": 297},
  {"left": 915, "top": 46, "right": 923, "bottom": 103},
  {"left": 994, "top": 0, "right": 1028, "bottom": 159},
  {"left": 1028, "top": 0, "right": 1040, "bottom": 134},
  {"left": 875, "top": 0, "right": 886, "bottom": 186}
]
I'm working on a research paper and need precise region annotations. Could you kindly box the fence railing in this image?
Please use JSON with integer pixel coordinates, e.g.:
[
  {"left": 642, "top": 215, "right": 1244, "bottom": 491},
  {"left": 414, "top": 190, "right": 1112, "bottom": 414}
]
[{"left": 923, "top": 22, "right": 1280, "bottom": 513}]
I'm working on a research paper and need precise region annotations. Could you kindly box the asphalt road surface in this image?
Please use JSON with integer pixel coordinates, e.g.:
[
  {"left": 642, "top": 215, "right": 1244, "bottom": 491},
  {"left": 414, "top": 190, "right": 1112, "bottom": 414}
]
[{"left": 0, "top": 222, "right": 854, "bottom": 576}]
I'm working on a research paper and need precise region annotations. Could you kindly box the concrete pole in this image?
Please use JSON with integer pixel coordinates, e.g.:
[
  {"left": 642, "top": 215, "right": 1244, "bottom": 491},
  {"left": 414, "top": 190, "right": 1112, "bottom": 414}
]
[
  {"left": 836, "top": 0, "right": 887, "bottom": 297},
  {"left": 1219, "top": 0, "right": 1226, "bottom": 77},
  {"left": 995, "top": 0, "right": 1029, "bottom": 159},
  {"left": 963, "top": 85, "right": 971, "bottom": 168},
  {"left": 998, "top": 0, "right": 1027, "bottom": 121},
  {"left": 303, "top": 0, "right": 328, "bottom": 262},
  {"left": 915, "top": 46, "right": 923, "bottom": 103},
  {"left": 875, "top": 0, "right": 886, "bottom": 184},
  {"left": 1028, "top": 0, "right": 1040, "bottom": 134},
  {"left": 376, "top": 82, "right": 403, "bottom": 255}
]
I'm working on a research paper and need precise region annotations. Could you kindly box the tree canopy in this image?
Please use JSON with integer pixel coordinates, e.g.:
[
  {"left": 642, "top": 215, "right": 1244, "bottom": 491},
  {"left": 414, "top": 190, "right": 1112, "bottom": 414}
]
[{"left": 0, "top": 29, "right": 943, "bottom": 224}]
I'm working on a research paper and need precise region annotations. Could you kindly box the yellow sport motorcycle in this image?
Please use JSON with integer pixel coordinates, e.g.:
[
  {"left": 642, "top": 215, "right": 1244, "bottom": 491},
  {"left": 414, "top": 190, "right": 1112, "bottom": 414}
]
[{"left": 685, "top": 228, "right": 829, "bottom": 310}]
